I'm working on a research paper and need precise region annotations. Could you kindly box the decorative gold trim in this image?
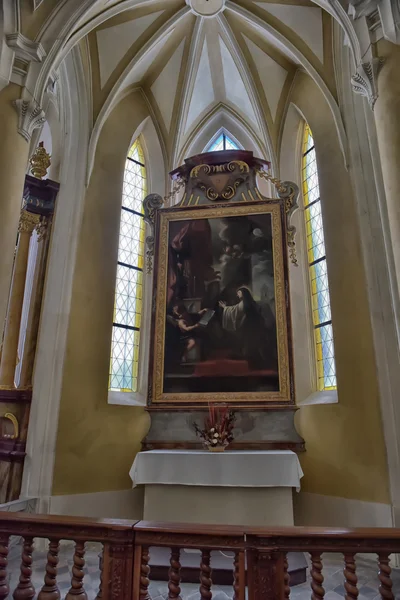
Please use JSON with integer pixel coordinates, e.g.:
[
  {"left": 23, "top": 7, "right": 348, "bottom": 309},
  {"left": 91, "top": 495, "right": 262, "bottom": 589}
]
[
  {"left": 1, "top": 413, "right": 19, "bottom": 439},
  {"left": 18, "top": 209, "right": 41, "bottom": 234},
  {"left": 190, "top": 160, "right": 250, "bottom": 178},
  {"left": 35, "top": 216, "right": 50, "bottom": 242},
  {"left": 151, "top": 201, "right": 291, "bottom": 405}
]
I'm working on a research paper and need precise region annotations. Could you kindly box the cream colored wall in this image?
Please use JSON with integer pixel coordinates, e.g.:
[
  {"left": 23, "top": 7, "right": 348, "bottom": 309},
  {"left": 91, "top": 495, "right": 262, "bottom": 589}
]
[
  {"left": 52, "top": 91, "right": 155, "bottom": 496},
  {"left": 288, "top": 72, "right": 390, "bottom": 504}
]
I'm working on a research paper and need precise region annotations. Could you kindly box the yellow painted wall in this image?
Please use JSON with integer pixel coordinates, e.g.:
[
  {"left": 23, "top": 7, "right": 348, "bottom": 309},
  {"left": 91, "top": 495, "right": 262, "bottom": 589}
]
[
  {"left": 20, "top": 0, "right": 60, "bottom": 39},
  {"left": 290, "top": 73, "right": 390, "bottom": 504},
  {"left": 52, "top": 70, "right": 390, "bottom": 505},
  {"left": 52, "top": 92, "right": 152, "bottom": 495}
]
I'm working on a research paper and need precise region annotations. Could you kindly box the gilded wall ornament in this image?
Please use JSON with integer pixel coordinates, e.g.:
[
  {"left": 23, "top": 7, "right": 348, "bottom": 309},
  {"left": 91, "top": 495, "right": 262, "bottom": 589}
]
[{"left": 29, "top": 142, "right": 51, "bottom": 180}]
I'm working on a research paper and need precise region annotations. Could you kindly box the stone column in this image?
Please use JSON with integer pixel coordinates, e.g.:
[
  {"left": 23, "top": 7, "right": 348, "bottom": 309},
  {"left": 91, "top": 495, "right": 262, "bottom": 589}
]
[
  {"left": 0, "top": 210, "right": 40, "bottom": 388},
  {"left": 373, "top": 41, "right": 400, "bottom": 293},
  {"left": 18, "top": 218, "right": 51, "bottom": 388},
  {"left": 0, "top": 85, "right": 44, "bottom": 343}
]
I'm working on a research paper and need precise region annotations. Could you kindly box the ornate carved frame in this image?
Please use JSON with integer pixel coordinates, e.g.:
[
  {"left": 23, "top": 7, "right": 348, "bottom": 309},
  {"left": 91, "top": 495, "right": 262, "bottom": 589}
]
[{"left": 147, "top": 199, "right": 295, "bottom": 408}]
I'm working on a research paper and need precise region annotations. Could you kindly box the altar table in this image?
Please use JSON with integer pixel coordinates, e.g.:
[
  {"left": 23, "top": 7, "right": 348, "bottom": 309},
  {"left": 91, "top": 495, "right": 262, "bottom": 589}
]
[{"left": 129, "top": 449, "right": 303, "bottom": 526}]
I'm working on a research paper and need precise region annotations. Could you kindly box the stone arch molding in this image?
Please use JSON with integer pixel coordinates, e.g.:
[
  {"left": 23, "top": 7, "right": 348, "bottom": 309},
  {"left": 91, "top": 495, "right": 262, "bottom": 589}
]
[
  {"left": 5, "top": 0, "right": 397, "bottom": 159},
  {"left": 2, "top": 0, "right": 358, "bottom": 153},
  {"left": 178, "top": 103, "right": 267, "bottom": 167}
]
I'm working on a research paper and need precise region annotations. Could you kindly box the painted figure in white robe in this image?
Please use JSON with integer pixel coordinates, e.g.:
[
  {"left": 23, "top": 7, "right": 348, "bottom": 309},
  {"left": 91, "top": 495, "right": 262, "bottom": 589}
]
[{"left": 219, "top": 287, "right": 277, "bottom": 371}]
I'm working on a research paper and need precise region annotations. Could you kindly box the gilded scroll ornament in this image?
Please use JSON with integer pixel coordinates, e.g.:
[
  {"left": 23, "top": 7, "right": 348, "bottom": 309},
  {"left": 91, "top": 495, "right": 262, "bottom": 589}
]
[
  {"left": 18, "top": 209, "right": 41, "bottom": 234},
  {"left": 190, "top": 161, "right": 250, "bottom": 202},
  {"left": 29, "top": 142, "right": 51, "bottom": 179},
  {"left": 190, "top": 161, "right": 249, "bottom": 178},
  {"left": 257, "top": 169, "right": 299, "bottom": 266}
]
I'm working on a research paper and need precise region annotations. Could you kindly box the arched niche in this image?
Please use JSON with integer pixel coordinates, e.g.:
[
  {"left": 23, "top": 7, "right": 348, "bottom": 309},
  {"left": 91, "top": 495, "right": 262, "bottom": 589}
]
[{"left": 279, "top": 70, "right": 390, "bottom": 513}]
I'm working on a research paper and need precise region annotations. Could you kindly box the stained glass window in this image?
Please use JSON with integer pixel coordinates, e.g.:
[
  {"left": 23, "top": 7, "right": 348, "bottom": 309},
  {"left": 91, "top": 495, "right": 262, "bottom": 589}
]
[
  {"left": 302, "top": 125, "right": 336, "bottom": 391},
  {"left": 206, "top": 131, "right": 240, "bottom": 152},
  {"left": 109, "top": 138, "right": 146, "bottom": 393}
]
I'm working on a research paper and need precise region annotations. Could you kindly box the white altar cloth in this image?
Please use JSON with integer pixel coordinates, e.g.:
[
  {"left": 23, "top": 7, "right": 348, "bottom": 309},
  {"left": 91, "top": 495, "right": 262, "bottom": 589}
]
[{"left": 129, "top": 449, "right": 304, "bottom": 491}]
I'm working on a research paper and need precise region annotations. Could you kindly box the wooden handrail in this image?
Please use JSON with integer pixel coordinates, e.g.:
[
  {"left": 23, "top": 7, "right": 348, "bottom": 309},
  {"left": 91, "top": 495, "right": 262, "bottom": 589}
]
[{"left": 0, "top": 512, "right": 400, "bottom": 600}]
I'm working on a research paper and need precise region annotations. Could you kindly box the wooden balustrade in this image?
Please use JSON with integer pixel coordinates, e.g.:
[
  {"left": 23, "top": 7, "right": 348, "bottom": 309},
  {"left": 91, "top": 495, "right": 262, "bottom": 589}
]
[{"left": 0, "top": 513, "right": 400, "bottom": 600}]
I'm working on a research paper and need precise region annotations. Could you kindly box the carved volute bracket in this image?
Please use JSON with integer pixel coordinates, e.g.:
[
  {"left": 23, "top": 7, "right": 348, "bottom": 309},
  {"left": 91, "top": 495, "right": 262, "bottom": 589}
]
[
  {"left": 351, "top": 57, "right": 385, "bottom": 108},
  {"left": 257, "top": 169, "right": 299, "bottom": 266},
  {"left": 143, "top": 194, "right": 164, "bottom": 274}
]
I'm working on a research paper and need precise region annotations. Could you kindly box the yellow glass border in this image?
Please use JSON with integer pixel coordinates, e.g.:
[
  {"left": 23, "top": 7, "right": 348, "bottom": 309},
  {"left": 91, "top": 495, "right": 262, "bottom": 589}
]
[{"left": 302, "top": 125, "right": 336, "bottom": 392}]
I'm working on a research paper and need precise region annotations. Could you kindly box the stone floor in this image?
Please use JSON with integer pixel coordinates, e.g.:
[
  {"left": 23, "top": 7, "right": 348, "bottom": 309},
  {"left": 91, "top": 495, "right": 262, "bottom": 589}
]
[{"left": 5, "top": 543, "right": 400, "bottom": 599}]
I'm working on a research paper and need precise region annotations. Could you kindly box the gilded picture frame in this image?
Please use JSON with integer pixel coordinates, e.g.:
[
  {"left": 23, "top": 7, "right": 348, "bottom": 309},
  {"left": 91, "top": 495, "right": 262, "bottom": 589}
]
[{"left": 148, "top": 199, "right": 294, "bottom": 407}]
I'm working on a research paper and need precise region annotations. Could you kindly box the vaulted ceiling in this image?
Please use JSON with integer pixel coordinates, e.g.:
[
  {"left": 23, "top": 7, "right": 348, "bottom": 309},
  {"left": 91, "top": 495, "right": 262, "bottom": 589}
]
[{"left": 84, "top": 0, "right": 336, "bottom": 169}]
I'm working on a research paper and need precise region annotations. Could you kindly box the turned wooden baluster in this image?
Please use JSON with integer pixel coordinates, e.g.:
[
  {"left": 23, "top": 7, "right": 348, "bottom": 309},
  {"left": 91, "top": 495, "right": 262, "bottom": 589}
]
[
  {"left": 378, "top": 553, "right": 394, "bottom": 600},
  {"left": 140, "top": 546, "right": 151, "bottom": 600},
  {"left": 0, "top": 535, "right": 9, "bottom": 600},
  {"left": 310, "top": 552, "right": 325, "bottom": 600},
  {"left": 199, "top": 549, "right": 212, "bottom": 600},
  {"left": 168, "top": 547, "right": 182, "bottom": 600},
  {"left": 233, "top": 551, "right": 240, "bottom": 600},
  {"left": 66, "top": 541, "right": 88, "bottom": 599},
  {"left": 343, "top": 553, "right": 358, "bottom": 600},
  {"left": 96, "top": 550, "right": 103, "bottom": 599},
  {"left": 284, "top": 553, "right": 290, "bottom": 600},
  {"left": 38, "top": 539, "right": 61, "bottom": 600},
  {"left": 13, "top": 537, "right": 35, "bottom": 600}
]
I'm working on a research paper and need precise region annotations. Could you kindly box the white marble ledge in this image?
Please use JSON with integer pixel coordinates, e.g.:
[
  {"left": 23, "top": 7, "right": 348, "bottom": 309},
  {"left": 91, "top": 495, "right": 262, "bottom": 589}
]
[
  {"left": 108, "top": 390, "right": 146, "bottom": 406},
  {"left": 297, "top": 389, "right": 338, "bottom": 406}
]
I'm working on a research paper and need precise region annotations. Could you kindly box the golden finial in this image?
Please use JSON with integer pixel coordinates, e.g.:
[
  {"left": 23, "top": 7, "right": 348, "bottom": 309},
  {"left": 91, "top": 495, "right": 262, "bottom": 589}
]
[{"left": 29, "top": 141, "right": 51, "bottom": 180}]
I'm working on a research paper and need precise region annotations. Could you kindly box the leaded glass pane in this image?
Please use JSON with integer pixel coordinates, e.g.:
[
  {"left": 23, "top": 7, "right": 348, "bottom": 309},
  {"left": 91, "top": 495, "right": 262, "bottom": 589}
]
[
  {"left": 225, "top": 136, "right": 239, "bottom": 150},
  {"left": 109, "top": 138, "right": 146, "bottom": 393},
  {"left": 206, "top": 132, "right": 240, "bottom": 152},
  {"left": 302, "top": 125, "right": 336, "bottom": 391},
  {"left": 122, "top": 159, "right": 146, "bottom": 213},
  {"left": 208, "top": 134, "right": 225, "bottom": 152},
  {"left": 118, "top": 209, "right": 145, "bottom": 268},
  {"left": 114, "top": 266, "right": 143, "bottom": 328},
  {"left": 109, "top": 326, "right": 140, "bottom": 392}
]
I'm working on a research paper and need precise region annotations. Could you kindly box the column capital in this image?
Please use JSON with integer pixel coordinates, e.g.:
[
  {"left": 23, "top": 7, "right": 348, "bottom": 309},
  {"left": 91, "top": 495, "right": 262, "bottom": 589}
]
[
  {"left": 18, "top": 210, "right": 41, "bottom": 234},
  {"left": 13, "top": 99, "right": 45, "bottom": 143},
  {"left": 35, "top": 217, "right": 50, "bottom": 242},
  {"left": 351, "top": 57, "right": 385, "bottom": 108}
]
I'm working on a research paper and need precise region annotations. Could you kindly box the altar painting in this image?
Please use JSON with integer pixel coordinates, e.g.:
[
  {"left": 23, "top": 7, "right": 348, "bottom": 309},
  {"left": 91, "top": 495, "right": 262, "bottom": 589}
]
[{"left": 150, "top": 202, "right": 292, "bottom": 404}]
